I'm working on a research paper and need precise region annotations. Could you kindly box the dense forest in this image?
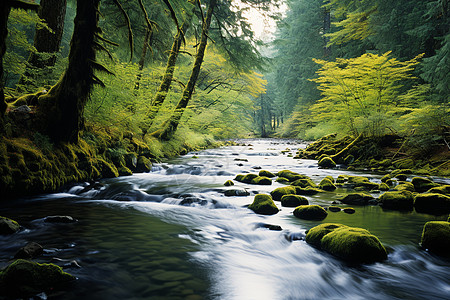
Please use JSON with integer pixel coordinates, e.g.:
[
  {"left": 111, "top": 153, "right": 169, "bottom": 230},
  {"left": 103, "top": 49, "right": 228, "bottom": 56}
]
[{"left": 0, "top": 0, "right": 449, "bottom": 198}]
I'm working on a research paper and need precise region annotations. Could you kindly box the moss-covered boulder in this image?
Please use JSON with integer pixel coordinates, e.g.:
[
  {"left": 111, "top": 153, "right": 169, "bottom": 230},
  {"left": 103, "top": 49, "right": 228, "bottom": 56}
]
[
  {"left": 234, "top": 173, "right": 259, "bottom": 184},
  {"left": 394, "top": 182, "right": 415, "bottom": 192},
  {"left": 346, "top": 176, "right": 379, "bottom": 191},
  {"left": 224, "top": 180, "right": 234, "bottom": 186},
  {"left": 395, "top": 174, "right": 408, "bottom": 181},
  {"left": 276, "top": 177, "right": 290, "bottom": 184},
  {"left": 248, "top": 194, "right": 279, "bottom": 215},
  {"left": 0, "top": 216, "right": 20, "bottom": 235},
  {"left": 270, "top": 186, "right": 297, "bottom": 201},
  {"left": 421, "top": 221, "right": 450, "bottom": 257},
  {"left": 276, "top": 170, "right": 306, "bottom": 182},
  {"left": 414, "top": 193, "right": 450, "bottom": 215},
  {"left": 281, "top": 195, "right": 309, "bottom": 207},
  {"left": 379, "top": 190, "right": 414, "bottom": 210},
  {"left": 381, "top": 174, "right": 392, "bottom": 183},
  {"left": 295, "top": 186, "right": 322, "bottom": 195},
  {"left": 305, "top": 223, "right": 387, "bottom": 263},
  {"left": 318, "top": 157, "right": 336, "bottom": 169},
  {"left": 259, "top": 170, "right": 275, "bottom": 178},
  {"left": 291, "top": 177, "right": 316, "bottom": 188},
  {"left": 0, "top": 259, "right": 75, "bottom": 298},
  {"left": 293, "top": 205, "right": 328, "bottom": 220},
  {"left": 251, "top": 176, "right": 272, "bottom": 185},
  {"left": 135, "top": 156, "right": 151, "bottom": 173},
  {"left": 427, "top": 185, "right": 450, "bottom": 195},
  {"left": 379, "top": 183, "right": 390, "bottom": 191},
  {"left": 319, "top": 178, "right": 336, "bottom": 191},
  {"left": 411, "top": 177, "right": 439, "bottom": 193},
  {"left": 336, "top": 175, "right": 348, "bottom": 184},
  {"left": 320, "top": 226, "right": 388, "bottom": 263},
  {"left": 339, "top": 193, "right": 374, "bottom": 206}
]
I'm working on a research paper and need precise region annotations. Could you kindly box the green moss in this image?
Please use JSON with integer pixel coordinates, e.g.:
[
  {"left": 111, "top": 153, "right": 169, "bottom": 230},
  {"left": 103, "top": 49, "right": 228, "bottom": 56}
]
[
  {"left": 381, "top": 174, "right": 392, "bottom": 183},
  {"left": 427, "top": 185, "right": 450, "bottom": 195},
  {"left": 234, "top": 173, "right": 259, "bottom": 184},
  {"left": 293, "top": 205, "right": 328, "bottom": 220},
  {"left": 258, "top": 170, "right": 275, "bottom": 178},
  {"left": 251, "top": 176, "right": 272, "bottom": 185},
  {"left": 390, "top": 169, "right": 413, "bottom": 177},
  {"left": 281, "top": 194, "right": 309, "bottom": 207},
  {"left": 224, "top": 180, "right": 234, "bottom": 186},
  {"left": 291, "top": 177, "right": 317, "bottom": 188},
  {"left": 136, "top": 156, "right": 151, "bottom": 173},
  {"left": 379, "top": 183, "right": 390, "bottom": 191},
  {"left": 346, "top": 176, "right": 380, "bottom": 191},
  {"left": 411, "top": 177, "right": 439, "bottom": 193},
  {"left": 414, "top": 193, "right": 450, "bottom": 215},
  {"left": 421, "top": 221, "right": 450, "bottom": 257},
  {"left": 324, "top": 175, "right": 335, "bottom": 183},
  {"left": 395, "top": 174, "right": 408, "bottom": 181},
  {"left": 270, "top": 186, "right": 297, "bottom": 201},
  {"left": 0, "top": 216, "right": 20, "bottom": 235},
  {"left": 0, "top": 259, "right": 75, "bottom": 298},
  {"left": 339, "top": 193, "right": 374, "bottom": 205},
  {"left": 248, "top": 194, "right": 279, "bottom": 215},
  {"left": 379, "top": 190, "right": 414, "bottom": 210},
  {"left": 98, "top": 158, "right": 119, "bottom": 178},
  {"left": 320, "top": 226, "right": 387, "bottom": 263},
  {"left": 234, "top": 174, "right": 245, "bottom": 182},
  {"left": 295, "top": 186, "right": 322, "bottom": 195},
  {"left": 319, "top": 178, "right": 336, "bottom": 191},
  {"left": 394, "top": 182, "right": 415, "bottom": 192},
  {"left": 276, "top": 170, "right": 307, "bottom": 182},
  {"left": 276, "top": 177, "right": 290, "bottom": 184},
  {"left": 336, "top": 175, "right": 348, "bottom": 184},
  {"left": 393, "top": 158, "right": 415, "bottom": 170},
  {"left": 318, "top": 156, "right": 336, "bottom": 169},
  {"left": 305, "top": 223, "right": 347, "bottom": 247}
]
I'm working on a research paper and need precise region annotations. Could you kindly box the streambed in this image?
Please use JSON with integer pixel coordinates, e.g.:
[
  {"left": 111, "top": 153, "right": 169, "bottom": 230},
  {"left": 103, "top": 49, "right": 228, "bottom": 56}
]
[{"left": 1, "top": 139, "right": 449, "bottom": 300}]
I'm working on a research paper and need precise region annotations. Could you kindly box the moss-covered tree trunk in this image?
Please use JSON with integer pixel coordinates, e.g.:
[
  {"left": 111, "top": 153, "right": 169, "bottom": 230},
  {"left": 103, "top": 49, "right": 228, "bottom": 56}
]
[
  {"left": 144, "top": 22, "right": 189, "bottom": 130},
  {"left": 153, "top": 0, "right": 216, "bottom": 140},
  {"left": 135, "top": 27, "right": 153, "bottom": 90},
  {"left": 19, "top": 0, "right": 67, "bottom": 87},
  {"left": 37, "top": 0, "right": 100, "bottom": 143}
]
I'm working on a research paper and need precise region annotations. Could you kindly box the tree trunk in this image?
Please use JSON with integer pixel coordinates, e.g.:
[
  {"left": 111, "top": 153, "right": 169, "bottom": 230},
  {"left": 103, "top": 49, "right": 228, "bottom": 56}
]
[
  {"left": 144, "top": 21, "right": 189, "bottom": 130},
  {"left": 19, "top": 0, "right": 67, "bottom": 87},
  {"left": 37, "top": 0, "right": 100, "bottom": 143},
  {"left": 153, "top": 0, "right": 217, "bottom": 140},
  {"left": 135, "top": 27, "right": 153, "bottom": 90}
]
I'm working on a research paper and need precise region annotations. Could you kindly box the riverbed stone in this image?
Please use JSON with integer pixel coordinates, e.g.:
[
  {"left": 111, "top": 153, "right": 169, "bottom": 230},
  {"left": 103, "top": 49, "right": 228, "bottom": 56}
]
[
  {"left": 224, "top": 189, "right": 250, "bottom": 196},
  {"left": 394, "top": 182, "right": 415, "bottom": 192},
  {"left": 295, "top": 186, "right": 322, "bottom": 195},
  {"left": 346, "top": 176, "right": 380, "bottom": 191},
  {"left": 414, "top": 193, "right": 450, "bottom": 215},
  {"left": 234, "top": 173, "right": 259, "bottom": 184},
  {"left": 291, "top": 177, "right": 316, "bottom": 188},
  {"left": 276, "top": 170, "right": 306, "bottom": 182},
  {"left": 248, "top": 194, "right": 279, "bottom": 215},
  {"left": 0, "top": 216, "right": 20, "bottom": 235},
  {"left": 224, "top": 180, "right": 234, "bottom": 186},
  {"left": 136, "top": 156, "right": 151, "bottom": 173},
  {"left": 259, "top": 170, "right": 275, "bottom": 178},
  {"left": 14, "top": 242, "right": 44, "bottom": 259},
  {"left": 251, "top": 176, "right": 272, "bottom": 185},
  {"left": 378, "top": 190, "right": 414, "bottom": 210},
  {"left": 318, "top": 157, "right": 336, "bottom": 169},
  {"left": 427, "top": 185, "right": 450, "bottom": 195},
  {"left": 44, "top": 215, "right": 77, "bottom": 223},
  {"left": 328, "top": 206, "right": 341, "bottom": 212},
  {"left": 343, "top": 207, "right": 356, "bottom": 214},
  {"left": 411, "top": 177, "right": 439, "bottom": 193},
  {"left": 339, "top": 193, "right": 374, "bottom": 206},
  {"left": 319, "top": 178, "right": 336, "bottom": 191},
  {"left": 0, "top": 259, "right": 75, "bottom": 298},
  {"left": 281, "top": 195, "right": 309, "bottom": 207},
  {"left": 270, "top": 186, "right": 297, "bottom": 201},
  {"left": 276, "top": 177, "right": 290, "bottom": 184},
  {"left": 293, "top": 205, "right": 328, "bottom": 220},
  {"left": 305, "top": 223, "right": 347, "bottom": 247},
  {"left": 421, "top": 221, "right": 450, "bottom": 257},
  {"left": 379, "top": 183, "right": 390, "bottom": 191}
]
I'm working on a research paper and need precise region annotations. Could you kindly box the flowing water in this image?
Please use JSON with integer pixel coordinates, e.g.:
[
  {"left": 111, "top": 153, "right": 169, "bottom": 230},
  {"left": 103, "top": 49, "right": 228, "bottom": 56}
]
[{"left": 1, "top": 139, "right": 450, "bottom": 300}]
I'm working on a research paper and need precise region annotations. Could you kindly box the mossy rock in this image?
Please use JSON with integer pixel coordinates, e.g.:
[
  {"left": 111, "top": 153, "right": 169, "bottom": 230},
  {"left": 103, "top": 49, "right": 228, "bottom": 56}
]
[
  {"left": 276, "top": 177, "right": 290, "bottom": 184},
  {"left": 379, "top": 183, "right": 390, "bottom": 191},
  {"left": 411, "top": 177, "right": 439, "bottom": 193},
  {"left": 276, "top": 170, "right": 306, "bottom": 182},
  {"left": 281, "top": 194, "right": 309, "bottom": 207},
  {"left": 251, "top": 176, "right": 272, "bottom": 185},
  {"left": 414, "top": 193, "right": 450, "bottom": 215},
  {"left": 259, "top": 170, "right": 275, "bottom": 178},
  {"left": 427, "top": 185, "right": 450, "bottom": 195},
  {"left": 336, "top": 175, "right": 348, "bottom": 184},
  {"left": 224, "top": 189, "right": 249, "bottom": 197},
  {"left": 328, "top": 206, "right": 341, "bottom": 212},
  {"left": 394, "top": 182, "right": 415, "bottom": 192},
  {"left": 117, "top": 166, "right": 133, "bottom": 176},
  {"left": 421, "top": 221, "right": 450, "bottom": 257},
  {"left": 346, "top": 176, "right": 379, "bottom": 191},
  {"left": 380, "top": 174, "right": 392, "bottom": 183},
  {"left": 390, "top": 169, "right": 413, "bottom": 177},
  {"left": 339, "top": 193, "right": 374, "bottom": 206},
  {"left": 224, "top": 180, "right": 234, "bottom": 186},
  {"left": 270, "top": 186, "right": 297, "bottom": 201},
  {"left": 319, "top": 178, "right": 336, "bottom": 191},
  {"left": 293, "top": 205, "right": 328, "bottom": 221},
  {"left": 379, "top": 190, "right": 414, "bottom": 210},
  {"left": 343, "top": 207, "right": 356, "bottom": 214},
  {"left": 0, "top": 259, "right": 75, "bottom": 298},
  {"left": 395, "top": 174, "right": 408, "bottom": 181},
  {"left": 235, "top": 173, "right": 259, "bottom": 184},
  {"left": 393, "top": 158, "right": 415, "bottom": 170},
  {"left": 135, "top": 156, "right": 151, "bottom": 173},
  {"left": 234, "top": 174, "right": 245, "bottom": 182},
  {"left": 318, "top": 157, "right": 336, "bottom": 169},
  {"left": 324, "top": 175, "right": 335, "bottom": 183},
  {"left": 385, "top": 179, "right": 396, "bottom": 186},
  {"left": 248, "top": 194, "right": 279, "bottom": 215},
  {"left": 320, "top": 226, "right": 388, "bottom": 264},
  {"left": 291, "top": 177, "right": 316, "bottom": 188},
  {"left": 305, "top": 223, "right": 347, "bottom": 247},
  {"left": 295, "top": 186, "right": 322, "bottom": 195},
  {"left": 0, "top": 216, "right": 20, "bottom": 235}
]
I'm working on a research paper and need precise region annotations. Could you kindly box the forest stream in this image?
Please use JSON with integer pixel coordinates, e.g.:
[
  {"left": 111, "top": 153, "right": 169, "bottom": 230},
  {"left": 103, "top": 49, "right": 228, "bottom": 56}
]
[{"left": 1, "top": 139, "right": 450, "bottom": 300}]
